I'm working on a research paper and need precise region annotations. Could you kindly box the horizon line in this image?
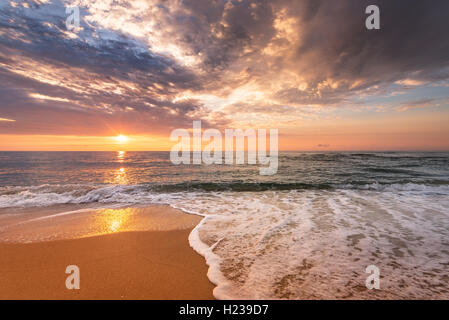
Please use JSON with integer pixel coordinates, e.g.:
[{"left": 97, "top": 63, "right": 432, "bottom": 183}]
[{"left": 0, "top": 150, "right": 448, "bottom": 153}]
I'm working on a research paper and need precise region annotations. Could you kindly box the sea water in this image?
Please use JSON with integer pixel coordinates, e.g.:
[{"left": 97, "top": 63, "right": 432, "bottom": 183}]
[{"left": 0, "top": 151, "right": 448, "bottom": 299}]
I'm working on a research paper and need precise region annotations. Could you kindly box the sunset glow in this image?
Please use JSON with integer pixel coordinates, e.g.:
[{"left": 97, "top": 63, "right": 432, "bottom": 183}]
[
  {"left": 0, "top": 1, "right": 447, "bottom": 151},
  {"left": 1, "top": 1, "right": 449, "bottom": 302},
  {"left": 115, "top": 135, "right": 129, "bottom": 144}
]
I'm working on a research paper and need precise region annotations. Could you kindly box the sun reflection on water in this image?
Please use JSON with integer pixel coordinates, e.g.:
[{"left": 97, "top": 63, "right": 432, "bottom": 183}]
[
  {"left": 117, "top": 150, "right": 125, "bottom": 161},
  {"left": 113, "top": 167, "right": 127, "bottom": 184}
]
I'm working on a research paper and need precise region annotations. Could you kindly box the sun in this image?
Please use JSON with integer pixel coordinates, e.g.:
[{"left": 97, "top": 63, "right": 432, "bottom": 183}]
[{"left": 115, "top": 135, "right": 129, "bottom": 143}]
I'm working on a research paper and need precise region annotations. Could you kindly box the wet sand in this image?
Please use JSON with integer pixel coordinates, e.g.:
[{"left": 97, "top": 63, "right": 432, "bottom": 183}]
[{"left": 0, "top": 206, "right": 215, "bottom": 299}]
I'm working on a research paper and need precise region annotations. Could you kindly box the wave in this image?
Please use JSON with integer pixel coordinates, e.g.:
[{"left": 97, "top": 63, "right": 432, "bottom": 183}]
[
  {"left": 1, "top": 182, "right": 448, "bottom": 299},
  {"left": 150, "top": 182, "right": 333, "bottom": 192},
  {"left": 177, "top": 187, "right": 449, "bottom": 299},
  {"left": 337, "top": 182, "right": 449, "bottom": 193},
  {"left": 1, "top": 180, "right": 449, "bottom": 208},
  {"left": 364, "top": 167, "right": 421, "bottom": 174}
]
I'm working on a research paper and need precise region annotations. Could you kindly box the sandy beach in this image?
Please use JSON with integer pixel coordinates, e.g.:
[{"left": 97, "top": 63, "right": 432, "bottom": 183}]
[{"left": 0, "top": 206, "right": 215, "bottom": 300}]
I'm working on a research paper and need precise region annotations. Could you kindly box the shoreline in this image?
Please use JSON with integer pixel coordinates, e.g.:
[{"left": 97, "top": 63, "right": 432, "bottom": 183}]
[{"left": 0, "top": 205, "right": 215, "bottom": 300}]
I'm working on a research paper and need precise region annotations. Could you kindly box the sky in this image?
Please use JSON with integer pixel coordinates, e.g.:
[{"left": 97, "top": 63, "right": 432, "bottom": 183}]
[{"left": 0, "top": 0, "right": 448, "bottom": 151}]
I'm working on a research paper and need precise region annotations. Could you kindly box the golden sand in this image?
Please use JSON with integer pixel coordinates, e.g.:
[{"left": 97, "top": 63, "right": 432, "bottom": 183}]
[{"left": 0, "top": 206, "right": 215, "bottom": 300}]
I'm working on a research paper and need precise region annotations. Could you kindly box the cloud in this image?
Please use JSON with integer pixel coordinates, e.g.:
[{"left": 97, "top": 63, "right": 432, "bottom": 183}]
[
  {"left": 0, "top": 0, "right": 209, "bottom": 135},
  {"left": 397, "top": 98, "right": 449, "bottom": 112},
  {"left": 395, "top": 79, "right": 426, "bottom": 87},
  {"left": 0, "top": 118, "right": 15, "bottom": 122},
  {"left": 29, "top": 93, "right": 71, "bottom": 103},
  {"left": 0, "top": 0, "right": 448, "bottom": 135}
]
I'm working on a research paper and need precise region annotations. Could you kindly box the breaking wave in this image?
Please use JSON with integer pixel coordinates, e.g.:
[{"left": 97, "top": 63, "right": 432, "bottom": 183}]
[{"left": 1, "top": 181, "right": 449, "bottom": 208}]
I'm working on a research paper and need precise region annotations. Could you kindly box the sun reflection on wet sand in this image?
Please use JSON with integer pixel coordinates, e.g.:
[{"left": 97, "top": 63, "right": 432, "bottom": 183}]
[
  {"left": 92, "top": 207, "right": 203, "bottom": 235},
  {"left": 0, "top": 206, "right": 202, "bottom": 243},
  {"left": 95, "top": 208, "right": 135, "bottom": 234}
]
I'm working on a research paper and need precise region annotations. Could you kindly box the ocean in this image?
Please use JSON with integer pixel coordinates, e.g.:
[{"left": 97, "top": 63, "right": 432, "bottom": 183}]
[{"left": 0, "top": 151, "right": 448, "bottom": 299}]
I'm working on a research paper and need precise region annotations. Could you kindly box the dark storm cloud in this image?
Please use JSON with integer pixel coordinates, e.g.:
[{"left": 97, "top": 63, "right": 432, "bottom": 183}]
[
  {"left": 150, "top": 0, "right": 449, "bottom": 104},
  {"left": 286, "top": 0, "right": 449, "bottom": 82},
  {"left": 259, "top": 0, "right": 449, "bottom": 104}
]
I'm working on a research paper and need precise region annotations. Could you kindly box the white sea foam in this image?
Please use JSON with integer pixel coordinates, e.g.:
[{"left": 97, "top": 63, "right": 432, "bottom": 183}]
[
  {"left": 171, "top": 190, "right": 449, "bottom": 299},
  {"left": 0, "top": 183, "right": 448, "bottom": 299},
  {"left": 1, "top": 182, "right": 448, "bottom": 209}
]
